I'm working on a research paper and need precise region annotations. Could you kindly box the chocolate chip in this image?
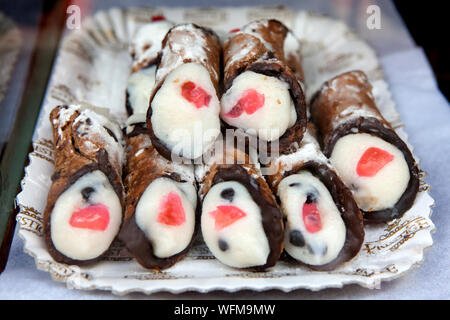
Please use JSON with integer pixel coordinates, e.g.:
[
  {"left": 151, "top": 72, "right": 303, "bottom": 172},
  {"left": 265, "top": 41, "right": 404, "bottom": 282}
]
[
  {"left": 305, "top": 192, "right": 318, "bottom": 204},
  {"left": 266, "top": 51, "right": 275, "bottom": 59},
  {"left": 220, "top": 188, "right": 235, "bottom": 201},
  {"left": 307, "top": 242, "right": 327, "bottom": 256},
  {"left": 218, "top": 239, "right": 229, "bottom": 251},
  {"left": 85, "top": 118, "right": 92, "bottom": 125},
  {"left": 289, "top": 230, "right": 305, "bottom": 247},
  {"left": 289, "top": 182, "right": 301, "bottom": 187},
  {"left": 81, "top": 187, "right": 95, "bottom": 201}
]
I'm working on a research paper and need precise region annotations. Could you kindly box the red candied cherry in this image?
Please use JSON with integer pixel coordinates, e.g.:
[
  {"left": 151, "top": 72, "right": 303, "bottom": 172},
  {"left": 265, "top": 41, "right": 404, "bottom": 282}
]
[
  {"left": 181, "top": 81, "right": 212, "bottom": 108},
  {"left": 229, "top": 28, "right": 240, "bottom": 33},
  {"left": 151, "top": 15, "right": 166, "bottom": 22},
  {"left": 69, "top": 204, "right": 110, "bottom": 231},
  {"left": 356, "top": 147, "right": 394, "bottom": 177},
  {"left": 224, "top": 89, "right": 265, "bottom": 118},
  {"left": 157, "top": 192, "right": 186, "bottom": 226},
  {"left": 209, "top": 205, "right": 246, "bottom": 230},
  {"left": 302, "top": 202, "right": 322, "bottom": 233}
]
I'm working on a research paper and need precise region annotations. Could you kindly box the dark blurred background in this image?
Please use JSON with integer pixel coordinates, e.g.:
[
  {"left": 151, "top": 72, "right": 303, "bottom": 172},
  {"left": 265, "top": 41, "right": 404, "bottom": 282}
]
[{"left": 394, "top": 1, "right": 449, "bottom": 100}]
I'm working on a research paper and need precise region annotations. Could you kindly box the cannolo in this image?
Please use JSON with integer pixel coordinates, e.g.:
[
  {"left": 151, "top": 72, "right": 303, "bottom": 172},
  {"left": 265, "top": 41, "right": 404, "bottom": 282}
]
[
  {"left": 266, "top": 126, "right": 364, "bottom": 270},
  {"left": 310, "top": 70, "right": 419, "bottom": 223},
  {"left": 146, "top": 23, "right": 222, "bottom": 160},
  {"left": 126, "top": 20, "right": 174, "bottom": 122},
  {"left": 118, "top": 21, "right": 198, "bottom": 270},
  {"left": 220, "top": 19, "right": 307, "bottom": 153},
  {"left": 118, "top": 124, "right": 198, "bottom": 270},
  {"left": 195, "top": 141, "right": 284, "bottom": 271},
  {"left": 43, "top": 104, "right": 125, "bottom": 265}
]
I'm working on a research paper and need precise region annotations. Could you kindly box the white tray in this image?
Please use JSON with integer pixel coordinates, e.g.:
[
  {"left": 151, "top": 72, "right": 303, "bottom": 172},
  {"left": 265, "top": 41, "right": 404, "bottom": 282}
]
[{"left": 15, "top": 6, "right": 435, "bottom": 295}]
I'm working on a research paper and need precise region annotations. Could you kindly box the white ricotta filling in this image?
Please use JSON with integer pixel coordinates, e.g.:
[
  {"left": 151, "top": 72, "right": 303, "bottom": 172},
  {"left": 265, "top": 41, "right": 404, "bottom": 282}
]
[
  {"left": 134, "top": 177, "right": 197, "bottom": 258},
  {"left": 126, "top": 65, "right": 156, "bottom": 120},
  {"left": 201, "top": 181, "right": 270, "bottom": 268},
  {"left": 50, "top": 170, "right": 122, "bottom": 261},
  {"left": 220, "top": 71, "right": 297, "bottom": 141},
  {"left": 278, "top": 171, "right": 346, "bottom": 266},
  {"left": 151, "top": 62, "right": 221, "bottom": 159},
  {"left": 330, "top": 133, "right": 410, "bottom": 212}
]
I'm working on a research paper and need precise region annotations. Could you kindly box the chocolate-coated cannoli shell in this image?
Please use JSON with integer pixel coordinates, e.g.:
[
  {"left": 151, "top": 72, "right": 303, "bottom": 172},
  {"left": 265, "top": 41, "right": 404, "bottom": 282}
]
[
  {"left": 118, "top": 125, "right": 199, "bottom": 270},
  {"left": 266, "top": 128, "right": 364, "bottom": 271},
  {"left": 43, "top": 106, "right": 124, "bottom": 265},
  {"left": 310, "top": 70, "right": 419, "bottom": 223},
  {"left": 197, "top": 145, "right": 284, "bottom": 271},
  {"left": 222, "top": 19, "right": 307, "bottom": 154},
  {"left": 146, "top": 23, "right": 222, "bottom": 160}
]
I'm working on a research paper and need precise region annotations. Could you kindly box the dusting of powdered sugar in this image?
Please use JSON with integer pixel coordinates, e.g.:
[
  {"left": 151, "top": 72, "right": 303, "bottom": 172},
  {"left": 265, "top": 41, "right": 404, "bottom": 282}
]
[
  {"left": 240, "top": 20, "right": 273, "bottom": 52},
  {"left": 270, "top": 130, "right": 331, "bottom": 177},
  {"left": 225, "top": 36, "right": 259, "bottom": 73},
  {"left": 130, "top": 20, "right": 173, "bottom": 70},
  {"left": 54, "top": 106, "right": 77, "bottom": 139},
  {"left": 338, "top": 104, "right": 377, "bottom": 118},
  {"left": 71, "top": 105, "right": 125, "bottom": 172},
  {"left": 194, "top": 142, "right": 264, "bottom": 198},
  {"left": 333, "top": 110, "right": 379, "bottom": 131},
  {"left": 317, "top": 72, "right": 383, "bottom": 130},
  {"left": 156, "top": 23, "right": 215, "bottom": 84},
  {"left": 129, "top": 129, "right": 196, "bottom": 185}
]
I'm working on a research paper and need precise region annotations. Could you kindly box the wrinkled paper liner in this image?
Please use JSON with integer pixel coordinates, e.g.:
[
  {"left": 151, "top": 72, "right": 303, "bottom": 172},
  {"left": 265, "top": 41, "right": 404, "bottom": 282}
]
[{"left": 15, "top": 6, "right": 435, "bottom": 295}]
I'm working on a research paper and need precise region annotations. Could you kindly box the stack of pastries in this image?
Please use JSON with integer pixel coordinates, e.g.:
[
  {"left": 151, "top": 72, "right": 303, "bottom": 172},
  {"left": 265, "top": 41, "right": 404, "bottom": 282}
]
[{"left": 43, "top": 17, "right": 419, "bottom": 271}]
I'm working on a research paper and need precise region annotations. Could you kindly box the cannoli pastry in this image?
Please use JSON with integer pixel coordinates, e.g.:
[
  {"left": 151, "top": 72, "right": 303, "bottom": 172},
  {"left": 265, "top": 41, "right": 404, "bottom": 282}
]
[
  {"left": 146, "top": 23, "right": 222, "bottom": 160},
  {"left": 266, "top": 126, "right": 364, "bottom": 270},
  {"left": 126, "top": 19, "right": 174, "bottom": 123},
  {"left": 43, "top": 104, "right": 125, "bottom": 265},
  {"left": 220, "top": 19, "right": 307, "bottom": 153},
  {"left": 118, "top": 124, "right": 198, "bottom": 269},
  {"left": 118, "top": 125, "right": 198, "bottom": 270},
  {"left": 195, "top": 141, "right": 284, "bottom": 271},
  {"left": 119, "top": 23, "right": 199, "bottom": 269},
  {"left": 310, "top": 70, "right": 419, "bottom": 223}
]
